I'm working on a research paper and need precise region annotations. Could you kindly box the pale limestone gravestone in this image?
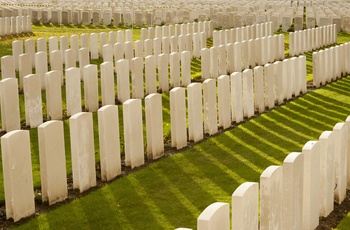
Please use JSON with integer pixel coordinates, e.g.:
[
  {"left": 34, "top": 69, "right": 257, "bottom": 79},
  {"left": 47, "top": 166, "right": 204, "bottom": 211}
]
[
  {"left": 130, "top": 57, "right": 144, "bottom": 99},
  {"left": 92, "top": 11, "right": 101, "bottom": 26},
  {"left": 65, "top": 67, "right": 82, "bottom": 117},
  {"left": 98, "top": 105, "right": 121, "bottom": 181},
  {"left": 218, "top": 75, "right": 231, "bottom": 129},
  {"left": 333, "top": 122, "right": 347, "bottom": 204},
  {"left": 273, "top": 61, "right": 284, "bottom": 105},
  {"left": 116, "top": 59, "right": 130, "bottom": 103},
  {"left": 23, "top": 74, "right": 43, "bottom": 128},
  {"left": 37, "top": 38, "right": 47, "bottom": 53},
  {"left": 0, "top": 18, "right": 4, "bottom": 36},
  {"left": 4, "top": 17, "right": 10, "bottom": 35},
  {"left": 124, "top": 41, "right": 134, "bottom": 62},
  {"left": 113, "top": 11, "right": 122, "bottom": 26},
  {"left": 102, "top": 44, "right": 113, "bottom": 63},
  {"left": 254, "top": 38, "right": 262, "bottom": 66},
  {"left": 197, "top": 202, "right": 229, "bottom": 230},
  {"left": 18, "top": 53, "right": 32, "bottom": 90},
  {"left": 181, "top": 51, "right": 191, "bottom": 86},
  {"left": 45, "top": 70, "right": 62, "bottom": 120},
  {"left": 233, "top": 42, "right": 242, "bottom": 72},
  {"left": 135, "top": 11, "right": 144, "bottom": 27},
  {"left": 298, "top": 56, "right": 307, "bottom": 94},
  {"left": 260, "top": 166, "right": 283, "bottom": 230},
  {"left": 253, "top": 66, "right": 265, "bottom": 113},
  {"left": 200, "top": 32, "right": 207, "bottom": 50},
  {"left": 302, "top": 141, "right": 320, "bottom": 230},
  {"left": 62, "top": 11, "right": 70, "bottom": 25},
  {"left": 264, "top": 64, "right": 275, "bottom": 109},
  {"left": 24, "top": 39, "right": 35, "bottom": 69},
  {"left": 123, "top": 99, "right": 144, "bottom": 168},
  {"left": 1, "top": 55, "right": 15, "bottom": 79},
  {"left": 282, "top": 152, "right": 303, "bottom": 229},
  {"left": 248, "top": 39, "right": 256, "bottom": 68},
  {"left": 178, "top": 35, "right": 186, "bottom": 53},
  {"left": 60, "top": 36, "right": 68, "bottom": 64},
  {"left": 144, "top": 39, "right": 153, "bottom": 57},
  {"left": 0, "top": 78, "right": 20, "bottom": 132},
  {"left": 65, "top": 49, "right": 77, "bottom": 69},
  {"left": 135, "top": 40, "right": 143, "bottom": 58},
  {"left": 83, "top": 64, "right": 99, "bottom": 112},
  {"left": 242, "top": 69, "right": 254, "bottom": 118},
  {"left": 153, "top": 38, "right": 161, "bottom": 63},
  {"left": 241, "top": 40, "right": 249, "bottom": 70},
  {"left": 72, "top": 11, "right": 80, "bottom": 25},
  {"left": 82, "top": 11, "right": 90, "bottom": 25},
  {"left": 12, "top": 40, "right": 23, "bottom": 71},
  {"left": 103, "top": 11, "right": 112, "bottom": 26},
  {"left": 1, "top": 130, "right": 35, "bottom": 222},
  {"left": 100, "top": 32, "right": 108, "bottom": 59},
  {"left": 187, "top": 83, "right": 203, "bottom": 143},
  {"left": 170, "top": 36, "right": 178, "bottom": 53},
  {"left": 209, "top": 46, "right": 218, "bottom": 78},
  {"left": 162, "top": 37, "right": 170, "bottom": 55},
  {"left": 70, "top": 112, "right": 97, "bottom": 193},
  {"left": 318, "top": 131, "right": 335, "bottom": 217},
  {"left": 283, "top": 59, "right": 291, "bottom": 100},
  {"left": 158, "top": 54, "right": 169, "bottom": 93},
  {"left": 11, "top": 17, "right": 17, "bottom": 35},
  {"left": 100, "top": 61, "right": 115, "bottom": 106},
  {"left": 201, "top": 48, "right": 210, "bottom": 79},
  {"left": 79, "top": 48, "right": 90, "bottom": 81},
  {"left": 231, "top": 72, "right": 243, "bottom": 123},
  {"left": 145, "top": 55, "right": 157, "bottom": 95},
  {"left": 70, "top": 35, "right": 79, "bottom": 60},
  {"left": 170, "top": 87, "right": 187, "bottom": 149},
  {"left": 141, "top": 28, "right": 148, "bottom": 41},
  {"left": 50, "top": 50, "right": 63, "bottom": 85},
  {"left": 203, "top": 79, "right": 218, "bottom": 135},
  {"left": 90, "top": 33, "right": 99, "bottom": 60},
  {"left": 80, "top": 34, "right": 89, "bottom": 49},
  {"left": 193, "top": 33, "right": 200, "bottom": 59},
  {"left": 217, "top": 45, "right": 226, "bottom": 76},
  {"left": 170, "top": 52, "right": 181, "bottom": 87},
  {"left": 51, "top": 10, "right": 61, "bottom": 25},
  {"left": 114, "top": 42, "right": 125, "bottom": 65},
  {"left": 232, "top": 182, "right": 258, "bottom": 230},
  {"left": 38, "top": 121, "right": 68, "bottom": 205},
  {"left": 145, "top": 93, "right": 164, "bottom": 160},
  {"left": 48, "top": 36, "right": 58, "bottom": 55}
]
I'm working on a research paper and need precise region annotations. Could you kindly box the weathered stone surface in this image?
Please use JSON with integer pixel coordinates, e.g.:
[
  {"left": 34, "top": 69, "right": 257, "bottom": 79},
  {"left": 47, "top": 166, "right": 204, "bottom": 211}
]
[{"left": 197, "top": 202, "right": 229, "bottom": 230}]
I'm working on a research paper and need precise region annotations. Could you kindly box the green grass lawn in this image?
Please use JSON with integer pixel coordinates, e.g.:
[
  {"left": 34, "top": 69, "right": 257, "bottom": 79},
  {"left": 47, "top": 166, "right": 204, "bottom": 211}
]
[{"left": 0, "top": 24, "right": 350, "bottom": 228}]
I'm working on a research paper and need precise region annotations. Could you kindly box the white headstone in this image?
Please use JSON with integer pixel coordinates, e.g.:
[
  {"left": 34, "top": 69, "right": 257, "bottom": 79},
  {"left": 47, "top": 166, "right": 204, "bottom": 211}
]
[
  {"left": 1, "top": 55, "right": 15, "bottom": 79},
  {"left": 170, "top": 87, "right": 187, "bottom": 149},
  {"left": 0, "top": 78, "right": 20, "bottom": 132},
  {"left": 83, "top": 64, "right": 99, "bottom": 112},
  {"left": 23, "top": 74, "right": 43, "bottom": 128},
  {"left": 70, "top": 112, "right": 97, "bottom": 193},
  {"left": 197, "top": 202, "right": 229, "bottom": 230},
  {"left": 231, "top": 72, "right": 243, "bottom": 123},
  {"left": 123, "top": 99, "right": 145, "bottom": 168},
  {"left": 45, "top": 70, "right": 63, "bottom": 120},
  {"left": 203, "top": 79, "right": 218, "bottom": 135},
  {"left": 100, "top": 61, "right": 115, "bottom": 106},
  {"left": 116, "top": 59, "right": 130, "bottom": 103},
  {"left": 188, "top": 83, "right": 203, "bottom": 142},
  {"left": 218, "top": 75, "right": 231, "bottom": 129}
]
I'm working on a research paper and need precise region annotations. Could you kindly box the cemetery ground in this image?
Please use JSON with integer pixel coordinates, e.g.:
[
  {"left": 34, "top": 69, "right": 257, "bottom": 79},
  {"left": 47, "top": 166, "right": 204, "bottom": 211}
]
[{"left": 0, "top": 24, "right": 350, "bottom": 229}]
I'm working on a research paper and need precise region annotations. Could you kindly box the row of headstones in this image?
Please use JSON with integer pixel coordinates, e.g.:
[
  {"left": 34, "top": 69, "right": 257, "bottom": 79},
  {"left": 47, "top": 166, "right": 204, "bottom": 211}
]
[
  {"left": 0, "top": 47, "right": 192, "bottom": 130},
  {"left": 1, "top": 94, "right": 161, "bottom": 222},
  {"left": 179, "top": 116, "right": 350, "bottom": 230},
  {"left": 289, "top": 24, "right": 337, "bottom": 57},
  {"left": 1, "top": 54, "right": 308, "bottom": 221},
  {"left": 313, "top": 42, "right": 350, "bottom": 87},
  {"left": 306, "top": 5, "right": 344, "bottom": 32},
  {"left": 0, "top": 15, "right": 31, "bottom": 36},
  {"left": 212, "top": 22, "right": 273, "bottom": 47},
  {"left": 139, "top": 21, "right": 213, "bottom": 40},
  {"left": 201, "top": 34, "right": 285, "bottom": 79}
]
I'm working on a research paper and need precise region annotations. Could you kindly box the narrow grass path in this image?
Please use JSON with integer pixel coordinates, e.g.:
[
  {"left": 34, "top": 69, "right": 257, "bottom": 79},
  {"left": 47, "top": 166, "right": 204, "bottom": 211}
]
[{"left": 12, "top": 76, "right": 350, "bottom": 229}]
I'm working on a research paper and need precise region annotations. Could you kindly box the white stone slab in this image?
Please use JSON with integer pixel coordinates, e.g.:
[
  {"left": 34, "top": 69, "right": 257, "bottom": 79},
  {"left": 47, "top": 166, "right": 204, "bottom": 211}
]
[
  {"left": 233, "top": 42, "right": 242, "bottom": 72},
  {"left": 253, "top": 66, "right": 264, "bottom": 113},
  {"left": 65, "top": 49, "right": 76, "bottom": 69},
  {"left": 24, "top": 39, "right": 35, "bottom": 68},
  {"left": 187, "top": 83, "right": 203, "bottom": 143},
  {"left": 197, "top": 202, "right": 229, "bottom": 230},
  {"left": 0, "top": 78, "right": 20, "bottom": 132},
  {"left": 333, "top": 122, "right": 347, "bottom": 204},
  {"left": 145, "top": 55, "right": 157, "bottom": 95},
  {"left": 1, "top": 130, "right": 35, "bottom": 222},
  {"left": 12, "top": 40, "right": 23, "bottom": 71},
  {"left": 158, "top": 54, "right": 169, "bottom": 93},
  {"left": 260, "top": 166, "right": 283, "bottom": 230},
  {"left": 18, "top": 53, "right": 32, "bottom": 90},
  {"left": 203, "top": 79, "right": 218, "bottom": 135},
  {"left": 38, "top": 121, "right": 67, "bottom": 205},
  {"left": 170, "top": 87, "right": 187, "bottom": 149},
  {"left": 65, "top": 67, "right": 82, "bottom": 117},
  {"left": 123, "top": 99, "right": 144, "bottom": 168},
  {"left": 90, "top": 33, "right": 99, "bottom": 60},
  {"left": 102, "top": 44, "right": 113, "bottom": 63},
  {"left": 49, "top": 50, "right": 63, "bottom": 86},
  {"left": 282, "top": 152, "right": 304, "bottom": 230},
  {"left": 218, "top": 75, "right": 231, "bottom": 129},
  {"left": 83, "top": 64, "right": 99, "bottom": 112},
  {"left": 45, "top": 70, "right": 62, "bottom": 120},
  {"left": 201, "top": 48, "right": 210, "bottom": 79},
  {"left": 116, "top": 59, "right": 130, "bottom": 103},
  {"left": 145, "top": 93, "right": 164, "bottom": 160},
  {"left": 37, "top": 37, "right": 47, "bottom": 53},
  {"left": 209, "top": 46, "right": 218, "bottom": 78},
  {"left": 35, "top": 51, "right": 48, "bottom": 90},
  {"left": 23, "top": 74, "right": 43, "bottom": 128},
  {"left": 130, "top": 57, "right": 144, "bottom": 99},
  {"left": 242, "top": 69, "right": 254, "bottom": 118},
  {"left": 170, "top": 52, "right": 181, "bottom": 87},
  {"left": 232, "top": 182, "right": 258, "bottom": 230},
  {"left": 181, "top": 51, "right": 191, "bottom": 86},
  {"left": 98, "top": 105, "right": 121, "bottom": 181},
  {"left": 100, "top": 61, "right": 115, "bottom": 106},
  {"left": 231, "top": 72, "right": 243, "bottom": 123},
  {"left": 302, "top": 141, "right": 320, "bottom": 230},
  {"left": 1, "top": 55, "right": 15, "bottom": 79},
  {"left": 69, "top": 112, "right": 97, "bottom": 193}
]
